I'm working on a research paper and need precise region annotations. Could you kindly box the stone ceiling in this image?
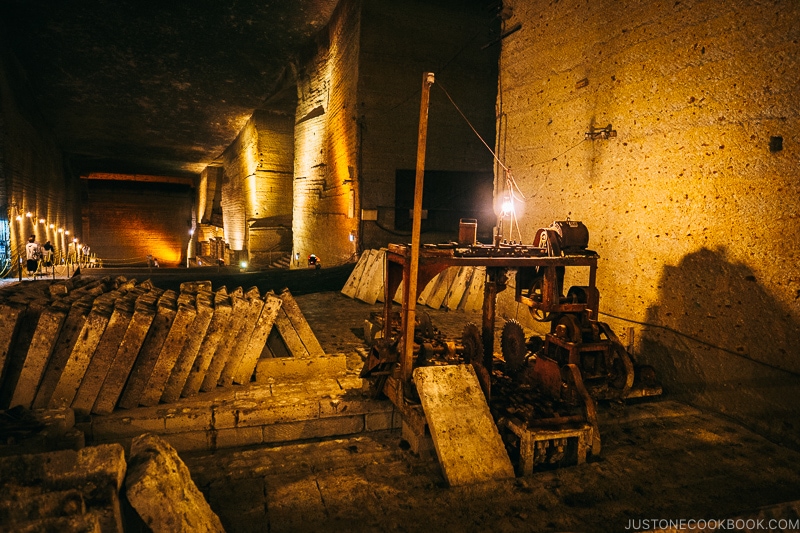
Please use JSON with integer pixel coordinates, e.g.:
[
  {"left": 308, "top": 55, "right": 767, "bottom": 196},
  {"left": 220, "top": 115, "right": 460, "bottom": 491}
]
[{"left": 0, "top": 0, "right": 340, "bottom": 179}]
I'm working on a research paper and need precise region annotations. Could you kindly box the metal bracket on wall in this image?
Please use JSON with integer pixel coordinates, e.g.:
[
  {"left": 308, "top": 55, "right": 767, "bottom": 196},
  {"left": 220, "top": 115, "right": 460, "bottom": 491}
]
[{"left": 585, "top": 125, "right": 617, "bottom": 141}]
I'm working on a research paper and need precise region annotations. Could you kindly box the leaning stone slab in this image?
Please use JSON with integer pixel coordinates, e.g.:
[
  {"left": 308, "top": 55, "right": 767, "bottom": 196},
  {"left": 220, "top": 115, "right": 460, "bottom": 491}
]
[
  {"left": 118, "top": 290, "right": 178, "bottom": 410},
  {"left": 9, "top": 302, "right": 70, "bottom": 409},
  {"left": 0, "top": 302, "right": 25, "bottom": 387},
  {"left": 232, "top": 292, "right": 282, "bottom": 385},
  {"left": 161, "top": 290, "right": 215, "bottom": 403},
  {"left": 182, "top": 288, "right": 232, "bottom": 397},
  {"left": 138, "top": 292, "right": 197, "bottom": 407},
  {"left": 340, "top": 251, "right": 371, "bottom": 299},
  {"left": 50, "top": 292, "right": 119, "bottom": 409},
  {"left": 279, "top": 290, "right": 325, "bottom": 357},
  {"left": 201, "top": 287, "right": 248, "bottom": 392},
  {"left": 414, "top": 364, "right": 515, "bottom": 486},
  {"left": 33, "top": 296, "right": 96, "bottom": 409},
  {"left": 92, "top": 288, "right": 161, "bottom": 415},
  {"left": 273, "top": 307, "right": 309, "bottom": 359},
  {"left": 71, "top": 290, "right": 141, "bottom": 414},
  {"left": 0, "top": 300, "right": 48, "bottom": 409},
  {"left": 125, "top": 433, "right": 225, "bottom": 533},
  {"left": 219, "top": 288, "right": 265, "bottom": 387}
]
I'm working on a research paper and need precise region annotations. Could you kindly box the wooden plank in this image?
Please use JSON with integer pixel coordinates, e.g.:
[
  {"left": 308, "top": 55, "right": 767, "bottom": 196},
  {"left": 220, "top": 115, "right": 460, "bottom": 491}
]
[
  {"left": 416, "top": 273, "right": 438, "bottom": 306},
  {"left": 355, "top": 250, "right": 384, "bottom": 304},
  {"left": 392, "top": 280, "right": 404, "bottom": 304},
  {"left": 461, "top": 266, "right": 486, "bottom": 312},
  {"left": 341, "top": 252, "right": 371, "bottom": 299},
  {"left": 414, "top": 365, "right": 514, "bottom": 486},
  {"left": 444, "top": 266, "right": 474, "bottom": 310},
  {"left": 425, "top": 267, "right": 457, "bottom": 310},
  {"left": 352, "top": 250, "right": 377, "bottom": 302},
  {"left": 232, "top": 292, "right": 282, "bottom": 385},
  {"left": 279, "top": 290, "right": 325, "bottom": 358}
]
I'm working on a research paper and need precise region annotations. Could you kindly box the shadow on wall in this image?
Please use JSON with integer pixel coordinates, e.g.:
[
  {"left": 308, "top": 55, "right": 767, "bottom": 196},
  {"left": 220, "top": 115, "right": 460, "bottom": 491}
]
[{"left": 641, "top": 247, "right": 800, "bottom": 450}]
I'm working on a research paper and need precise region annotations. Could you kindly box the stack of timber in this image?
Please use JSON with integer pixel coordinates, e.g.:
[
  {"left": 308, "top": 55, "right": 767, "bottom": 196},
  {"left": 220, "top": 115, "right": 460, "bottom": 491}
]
[
  {"left": 341, "top": 249, "right": 485, "bottom": 312},
  {"left": 0, "top": 276, "right": 326, "bottom": 416}
]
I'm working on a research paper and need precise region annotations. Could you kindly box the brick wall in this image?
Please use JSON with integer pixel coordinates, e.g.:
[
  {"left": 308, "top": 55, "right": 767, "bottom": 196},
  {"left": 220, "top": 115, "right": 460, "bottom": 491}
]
[
  {"left": 498, "top": 0, "right": 800, "bottom": 446},
  {"left": 83, "top": 180, "right": 193, "bottom": 267}
]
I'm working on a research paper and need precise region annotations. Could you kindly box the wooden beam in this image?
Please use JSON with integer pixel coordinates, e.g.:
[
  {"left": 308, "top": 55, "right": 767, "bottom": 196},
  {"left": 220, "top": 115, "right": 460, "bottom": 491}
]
[{"left": 82, "top": 172, "right": 195, "bottom": 187}]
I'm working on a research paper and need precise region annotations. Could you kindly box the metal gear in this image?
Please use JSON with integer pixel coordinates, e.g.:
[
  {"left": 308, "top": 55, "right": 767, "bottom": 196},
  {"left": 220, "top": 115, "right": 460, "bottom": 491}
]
[
  {"left": 461, "top": 322, "right": 483, "bottom": 364},
  {"left": 461, "top": 322, "right": 491, "bottom": 399},
  {"left": 501, "top": 319, "right": 527, "bottom": 376}
]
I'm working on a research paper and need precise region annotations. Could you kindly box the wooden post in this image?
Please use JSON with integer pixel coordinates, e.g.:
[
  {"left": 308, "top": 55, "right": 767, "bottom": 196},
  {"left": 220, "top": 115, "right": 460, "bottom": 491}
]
[{"left": 402, "top": 72, "right": 434, "bottom": 385}]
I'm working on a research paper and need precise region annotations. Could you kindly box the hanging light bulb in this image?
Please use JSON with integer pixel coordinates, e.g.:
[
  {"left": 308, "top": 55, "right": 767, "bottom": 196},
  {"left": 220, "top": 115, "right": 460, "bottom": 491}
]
[{"left": 501, "top": 195, "right": 514, "bottom": 218}]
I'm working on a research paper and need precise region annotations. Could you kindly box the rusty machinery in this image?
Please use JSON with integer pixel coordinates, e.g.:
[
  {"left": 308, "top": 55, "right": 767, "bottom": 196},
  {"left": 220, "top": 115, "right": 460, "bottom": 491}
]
[{"left": 361, "top": 220, "right": 660, "bottom": 471}]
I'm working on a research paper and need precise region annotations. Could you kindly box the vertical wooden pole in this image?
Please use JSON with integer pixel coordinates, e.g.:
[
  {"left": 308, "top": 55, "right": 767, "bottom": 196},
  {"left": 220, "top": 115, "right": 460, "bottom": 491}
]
[{"left": 402, "top": 72, "right": 434, "bottom": 385}]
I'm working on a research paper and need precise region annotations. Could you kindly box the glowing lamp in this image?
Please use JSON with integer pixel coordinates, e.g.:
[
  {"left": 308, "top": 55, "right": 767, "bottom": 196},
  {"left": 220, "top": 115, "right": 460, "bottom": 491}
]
[
  {"left": 25, "top": 212, "right": 32, "bottom": 218},
  {"left": 39, "top": 219, "right": 45, "bottom": 224},
  {"left": 501, "top": 198, "right": 514, "bottom": 218},
  {"left": 15, "top": 215, "right": 22, "bottom": 221}
]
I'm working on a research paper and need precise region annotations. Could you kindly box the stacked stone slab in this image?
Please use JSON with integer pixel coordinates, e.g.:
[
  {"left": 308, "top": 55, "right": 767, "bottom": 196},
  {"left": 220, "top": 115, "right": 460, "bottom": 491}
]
[
  {"left": 340, "top": 249, "right": 485, "bottom": 311},
  {"left": 0, "top": 277, "right": 327, "bottom": 415}
]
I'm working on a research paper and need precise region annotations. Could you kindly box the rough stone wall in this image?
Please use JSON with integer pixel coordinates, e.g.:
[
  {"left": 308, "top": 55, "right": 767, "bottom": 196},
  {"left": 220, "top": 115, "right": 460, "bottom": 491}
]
[
  {"left": 0, "top": 46, "right": 72, "bottom": 261},
  {"left": 497, "top": 0, "right": 800, "bottom": 447},
  {"left": 252, "top": 110, "right": 294, "bottom": 223},
  {"left": 221, "top": 111, "right": 294, "bottom": 266},
  {"left": 292, "top": 0, "right": 361, "bottom": 267},
  {"left": 358, "top": 0, "right": 499, "bottom": 249},
  {"left": 83, "top": 181, "right": 193, "bottom": 267}
]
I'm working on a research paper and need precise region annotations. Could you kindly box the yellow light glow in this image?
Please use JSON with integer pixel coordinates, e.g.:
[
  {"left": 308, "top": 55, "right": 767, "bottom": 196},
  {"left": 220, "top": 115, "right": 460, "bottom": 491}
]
[
  {"left": 25, "top": 212, "right": 32, "bottom": 218},
  {"left": 39, "top": 219, "right": 45, "bottom": 224},
  {"left": 16, "top": 215, "right": 22, "bottom": 222},
  {"left": 49, "top": 224, "right": 55, "bottom": 229}
]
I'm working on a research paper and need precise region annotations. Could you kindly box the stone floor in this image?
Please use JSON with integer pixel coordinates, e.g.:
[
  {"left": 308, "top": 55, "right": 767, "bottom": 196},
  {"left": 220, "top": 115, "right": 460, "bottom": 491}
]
[{"left": 179, "top": 292, "right": 800, "bottom": 533}]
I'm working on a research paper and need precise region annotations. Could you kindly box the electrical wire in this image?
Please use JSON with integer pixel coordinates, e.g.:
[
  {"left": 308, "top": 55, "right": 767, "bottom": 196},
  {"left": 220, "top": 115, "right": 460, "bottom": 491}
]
[{"left": 598, "top": 310, "right": 800, "bottom": 378}]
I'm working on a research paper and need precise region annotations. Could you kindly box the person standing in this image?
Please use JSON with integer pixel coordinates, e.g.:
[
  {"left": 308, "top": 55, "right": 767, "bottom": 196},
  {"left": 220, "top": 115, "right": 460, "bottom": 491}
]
[
  {"left": 43, "top": 240, "right": 54, "bottom": 267},
  {"left": 25, "top": 235, "right": 42, "bottom": 277}
]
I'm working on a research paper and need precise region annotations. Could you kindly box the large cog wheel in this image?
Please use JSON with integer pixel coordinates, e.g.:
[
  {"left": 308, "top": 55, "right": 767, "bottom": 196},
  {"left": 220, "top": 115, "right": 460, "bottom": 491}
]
[
  {"left": 461, "top": 322, "right": 490, "bottom": 399},
  {"left": 501, "top": 319, "right": 527, "bottom": 376}
]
